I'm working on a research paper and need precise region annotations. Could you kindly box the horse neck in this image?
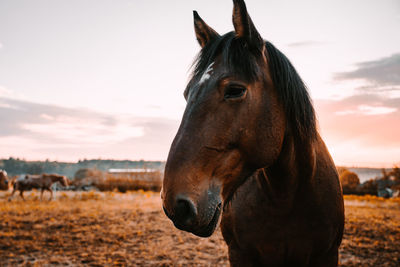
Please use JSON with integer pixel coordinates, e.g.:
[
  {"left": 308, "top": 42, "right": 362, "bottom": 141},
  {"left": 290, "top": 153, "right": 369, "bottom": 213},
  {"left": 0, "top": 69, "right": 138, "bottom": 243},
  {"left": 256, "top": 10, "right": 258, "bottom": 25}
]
[
  {"left": 49, "top": 175, "right": 61, "bottom": 183},
  {"left": 261, "top": 131, "right": 317, "bottom": 206}
]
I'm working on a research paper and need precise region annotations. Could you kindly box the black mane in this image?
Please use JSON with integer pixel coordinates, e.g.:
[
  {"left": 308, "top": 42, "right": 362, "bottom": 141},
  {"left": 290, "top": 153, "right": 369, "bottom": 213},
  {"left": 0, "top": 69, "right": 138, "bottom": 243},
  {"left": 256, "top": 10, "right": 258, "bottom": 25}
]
[
  {"left": 190, "top": 32, "right": 317, "bottom": 143},
  {"left": 264, "top": 41, "right": 317, "bottom": 142}
]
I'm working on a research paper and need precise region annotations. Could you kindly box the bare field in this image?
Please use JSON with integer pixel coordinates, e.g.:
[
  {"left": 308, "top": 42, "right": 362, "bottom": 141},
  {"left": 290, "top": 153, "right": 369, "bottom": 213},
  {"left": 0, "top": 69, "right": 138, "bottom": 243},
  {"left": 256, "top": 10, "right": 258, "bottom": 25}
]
[{"left": 0, "top": 191, "right": 399, "bottom": 266}]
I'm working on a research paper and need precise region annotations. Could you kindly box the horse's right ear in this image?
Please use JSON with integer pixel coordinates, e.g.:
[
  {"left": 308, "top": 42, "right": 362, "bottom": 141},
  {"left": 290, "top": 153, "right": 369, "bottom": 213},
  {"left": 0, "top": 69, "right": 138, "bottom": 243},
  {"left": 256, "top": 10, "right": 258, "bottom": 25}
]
[
  {"left": 232, "top": 0, "right": 263, "bottom": 51},
  {"left": 193, "top": 11, "right": 219, "bottom": 48}
]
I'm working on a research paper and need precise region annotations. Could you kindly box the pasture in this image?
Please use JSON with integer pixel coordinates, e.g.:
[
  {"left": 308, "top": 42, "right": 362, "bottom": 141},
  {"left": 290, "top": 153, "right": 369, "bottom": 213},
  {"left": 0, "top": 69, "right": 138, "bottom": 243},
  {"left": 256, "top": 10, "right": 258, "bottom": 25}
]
[{"left": 0, "top": 191, "right": 399, "bottom": 266}]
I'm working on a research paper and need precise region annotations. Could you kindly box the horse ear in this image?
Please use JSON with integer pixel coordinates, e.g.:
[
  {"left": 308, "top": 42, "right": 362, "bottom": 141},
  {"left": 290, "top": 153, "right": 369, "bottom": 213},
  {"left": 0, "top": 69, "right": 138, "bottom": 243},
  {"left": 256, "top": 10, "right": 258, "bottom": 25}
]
[
  {"left": 232, "top": 0, "right": 263, "bottom": 50},
  {"left": 193, "top": 11, "right": 219, "bottom": 48}
]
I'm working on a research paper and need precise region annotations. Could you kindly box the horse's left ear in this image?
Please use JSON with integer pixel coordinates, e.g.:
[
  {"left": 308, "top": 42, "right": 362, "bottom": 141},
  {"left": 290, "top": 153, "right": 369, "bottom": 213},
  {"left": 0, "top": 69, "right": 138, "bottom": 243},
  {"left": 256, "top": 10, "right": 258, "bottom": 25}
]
[
  {"left": 193, "top": 11, "right": 220, "bottom": 48},
  {"left": 232, "top": 0, "right": 263, "bottom": 50}
]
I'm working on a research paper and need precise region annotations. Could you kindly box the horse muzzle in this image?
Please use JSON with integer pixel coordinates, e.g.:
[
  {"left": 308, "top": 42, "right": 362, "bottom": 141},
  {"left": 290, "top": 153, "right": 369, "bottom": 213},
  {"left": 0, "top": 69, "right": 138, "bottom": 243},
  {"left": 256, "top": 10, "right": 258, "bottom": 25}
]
[{"left": 162, "top": 188, "right": 222, "bottom": 237}]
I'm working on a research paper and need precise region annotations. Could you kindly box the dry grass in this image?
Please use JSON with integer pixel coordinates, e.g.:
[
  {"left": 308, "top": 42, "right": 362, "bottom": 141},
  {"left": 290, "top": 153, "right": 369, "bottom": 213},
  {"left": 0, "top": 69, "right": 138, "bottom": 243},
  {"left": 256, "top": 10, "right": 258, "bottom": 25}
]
[
  {"left": 344, "top": 194, "right": 400, "bottom": 204},
  {"left": 1, "top": 190, "right": 227, "bottom": 266},
  {"left": 340, "top": 195, "right": 400, "bottom": 266},
  {"left": 0, "top": 192, "right": 399, "bottom": 266}
]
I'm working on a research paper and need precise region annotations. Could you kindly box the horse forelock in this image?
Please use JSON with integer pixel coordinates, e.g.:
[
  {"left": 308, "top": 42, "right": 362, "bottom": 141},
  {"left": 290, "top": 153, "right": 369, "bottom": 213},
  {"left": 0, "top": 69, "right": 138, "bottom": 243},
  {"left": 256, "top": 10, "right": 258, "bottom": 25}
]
[
  {"left": 190, "top": 32, "right": 263, "bottom": 86},
  {"left": 190, "top": 32, "right": 317, "bottom": 144}
]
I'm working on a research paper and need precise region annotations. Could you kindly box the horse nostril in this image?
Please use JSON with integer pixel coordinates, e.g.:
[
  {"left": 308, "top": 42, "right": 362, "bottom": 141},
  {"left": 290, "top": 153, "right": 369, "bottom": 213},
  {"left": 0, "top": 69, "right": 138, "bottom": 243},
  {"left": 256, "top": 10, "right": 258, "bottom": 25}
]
[{"left": 173, "top": 197, "right": 197, "bottom": 230}]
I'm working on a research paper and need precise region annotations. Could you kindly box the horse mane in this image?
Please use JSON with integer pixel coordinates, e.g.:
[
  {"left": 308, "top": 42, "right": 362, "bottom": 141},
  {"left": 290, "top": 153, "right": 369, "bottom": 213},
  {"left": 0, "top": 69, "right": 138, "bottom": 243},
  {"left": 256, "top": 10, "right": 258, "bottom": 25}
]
[
  {"left": 43, "top": 173, "right": 64, "bottom": 180},
  {"left": 190, "top": 32, "right": 317, "bottom": 143},
  {"left": 264, "top": 41, "right": 317, "bottom": 142}
]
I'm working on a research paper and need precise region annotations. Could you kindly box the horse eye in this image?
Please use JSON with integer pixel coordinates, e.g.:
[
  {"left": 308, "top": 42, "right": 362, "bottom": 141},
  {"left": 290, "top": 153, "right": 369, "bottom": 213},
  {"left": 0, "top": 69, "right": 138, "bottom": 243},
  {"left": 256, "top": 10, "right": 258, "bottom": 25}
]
[{"left": 224, "top": 85, "right": 247, "bottom": 99}]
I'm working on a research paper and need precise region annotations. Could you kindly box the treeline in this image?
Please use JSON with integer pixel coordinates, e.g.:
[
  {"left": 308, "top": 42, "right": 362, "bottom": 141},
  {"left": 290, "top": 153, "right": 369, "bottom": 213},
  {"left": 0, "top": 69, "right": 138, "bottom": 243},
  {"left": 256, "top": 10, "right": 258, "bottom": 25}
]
[
  {"left": 339, "top": 166, "right": 400, "bottom": 197},
  {"left": 0, "top": 158, "right": 165, "bottom": 178}
]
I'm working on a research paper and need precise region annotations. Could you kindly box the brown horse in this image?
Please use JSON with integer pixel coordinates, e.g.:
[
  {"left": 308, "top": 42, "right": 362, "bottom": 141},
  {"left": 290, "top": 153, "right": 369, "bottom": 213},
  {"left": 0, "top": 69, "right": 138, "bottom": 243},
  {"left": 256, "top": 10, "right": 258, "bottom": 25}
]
[
  {"left": 162, "top": 0, "right": 344, "bottom": 266},
  {"left": 8, "top": 174, "right": 69, "bottom": 201},
  {"left": 0, "top": 170, "right": 9, "bottom": 190}
]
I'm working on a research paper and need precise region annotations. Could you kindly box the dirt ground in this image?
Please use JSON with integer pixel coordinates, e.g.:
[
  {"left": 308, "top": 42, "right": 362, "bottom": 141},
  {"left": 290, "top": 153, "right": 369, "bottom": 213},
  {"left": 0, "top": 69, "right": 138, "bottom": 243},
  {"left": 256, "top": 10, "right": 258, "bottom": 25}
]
[{"left": 0, "top": 191, "right": 399, "bottom": 266}]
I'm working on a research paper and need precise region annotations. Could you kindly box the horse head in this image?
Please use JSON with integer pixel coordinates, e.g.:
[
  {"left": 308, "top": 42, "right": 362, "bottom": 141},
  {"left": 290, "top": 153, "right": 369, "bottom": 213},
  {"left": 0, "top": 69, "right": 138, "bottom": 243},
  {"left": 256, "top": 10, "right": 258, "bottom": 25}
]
[
  {"left": 161, "top": 0, "right": 294, "bottom": 237},
  {"left": 0, "top": 170, "right": 9, "bottom": 190},
  {"left": 59, "top": 175, "right": 69, "bottom": 187}
]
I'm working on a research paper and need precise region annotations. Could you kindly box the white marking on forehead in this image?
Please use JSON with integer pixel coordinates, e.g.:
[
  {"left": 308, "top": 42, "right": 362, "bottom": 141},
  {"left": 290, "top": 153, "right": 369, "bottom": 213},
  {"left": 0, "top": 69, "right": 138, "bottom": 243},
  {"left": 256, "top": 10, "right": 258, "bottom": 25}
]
[{"left": 199, "top": 62, "right": 214, "bottom": 85}]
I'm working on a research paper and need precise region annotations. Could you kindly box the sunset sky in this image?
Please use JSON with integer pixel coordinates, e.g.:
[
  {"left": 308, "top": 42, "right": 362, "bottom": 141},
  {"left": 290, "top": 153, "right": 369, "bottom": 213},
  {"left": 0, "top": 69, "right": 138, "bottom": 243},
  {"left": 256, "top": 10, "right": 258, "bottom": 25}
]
[{"left": 0, "top": 0, "right": 399, "bottom": 167}]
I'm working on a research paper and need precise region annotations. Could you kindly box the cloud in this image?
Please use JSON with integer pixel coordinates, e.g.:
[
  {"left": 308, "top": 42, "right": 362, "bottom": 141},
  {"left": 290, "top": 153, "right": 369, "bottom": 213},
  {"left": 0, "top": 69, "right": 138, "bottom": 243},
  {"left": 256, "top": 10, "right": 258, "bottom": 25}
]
[
  {"left": 1, "top": 92, "right": 398, "bottom": 165},
  {"left": 286, "top": 41, "right": 326, "bottom": 48},
  {"left": 334, "top": 53, "right": 400, "bottom": 87},
  {"left": 316, "top": 94, "right": 400, "bottom": 147},
  {"left": 0, "top": 97, "right": 179, "bottom": 161},
  {"left": 0, "top": 86, "right": 25, "bottom": 100},
  {"left": 335, "top": 105, "right": 397, "bottom": 116},
  {"left": 0, "top": 42, "right": 3, "bottom": 49},
  {"left": 0, "top": 86, "right": 11, "bottom": 97},
  {"left": 315, "top": 93, "right": 400, "bottom": 166}
]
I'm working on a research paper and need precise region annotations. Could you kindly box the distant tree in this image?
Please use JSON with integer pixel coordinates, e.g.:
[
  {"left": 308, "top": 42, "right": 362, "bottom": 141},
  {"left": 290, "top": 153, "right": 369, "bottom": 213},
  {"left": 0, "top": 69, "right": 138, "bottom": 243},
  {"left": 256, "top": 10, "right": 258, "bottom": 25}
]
[
  {"left": 381, "top": 168, "right": 390, "bottom": 181},
  {"left": 3, "top": 157, "right": 28, "bottom": 175},
  {"left": 389, "top": 165, "right": 400, "bottom": 184},
  {"left": 375, "top": 167, "right": 397, "bottom": 191},
  {"left": 27, "top": 163, "right": 43, "bottom": 175},
  {"left": 336, "top": 167, "right": 348, "bottom": 176},
  {"left": 0, "top": 158, "right": 163, "bottom": 177},
  {"left": 74, "top": 168, "right": 103, "bottom": 180},
  {"left": 340, "top": 170, "right": 360, "bottom": 194},
  {"left": 359, "top": 179, "right": 378, "bottom": 195}
]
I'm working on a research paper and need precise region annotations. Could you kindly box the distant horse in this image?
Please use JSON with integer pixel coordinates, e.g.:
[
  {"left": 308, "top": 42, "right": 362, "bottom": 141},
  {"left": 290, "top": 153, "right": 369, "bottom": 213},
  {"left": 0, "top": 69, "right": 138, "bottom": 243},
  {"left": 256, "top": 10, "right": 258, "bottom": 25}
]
[
  {"left": 162, "top": 0, "right": 344, "bottom": 266},
  {"left": 9, "top": 174, "right": 69, "bottom": 201},
  {"left": 0, "top": 170, "right": 9, "bottom": 190}
]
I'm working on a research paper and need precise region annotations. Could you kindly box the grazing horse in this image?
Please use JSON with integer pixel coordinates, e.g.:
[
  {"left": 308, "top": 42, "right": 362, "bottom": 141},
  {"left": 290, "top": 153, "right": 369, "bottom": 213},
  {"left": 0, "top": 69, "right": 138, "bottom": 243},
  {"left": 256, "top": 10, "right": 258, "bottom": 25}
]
[
  {"left": 162, "top": 0, "right": 344, "bottom": 266},
  {"left": 9, "top": 174, "right": 69, "bottom": 201},
  {"left": 0, "top": 170, "right": 9, "bottom": 190}
]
